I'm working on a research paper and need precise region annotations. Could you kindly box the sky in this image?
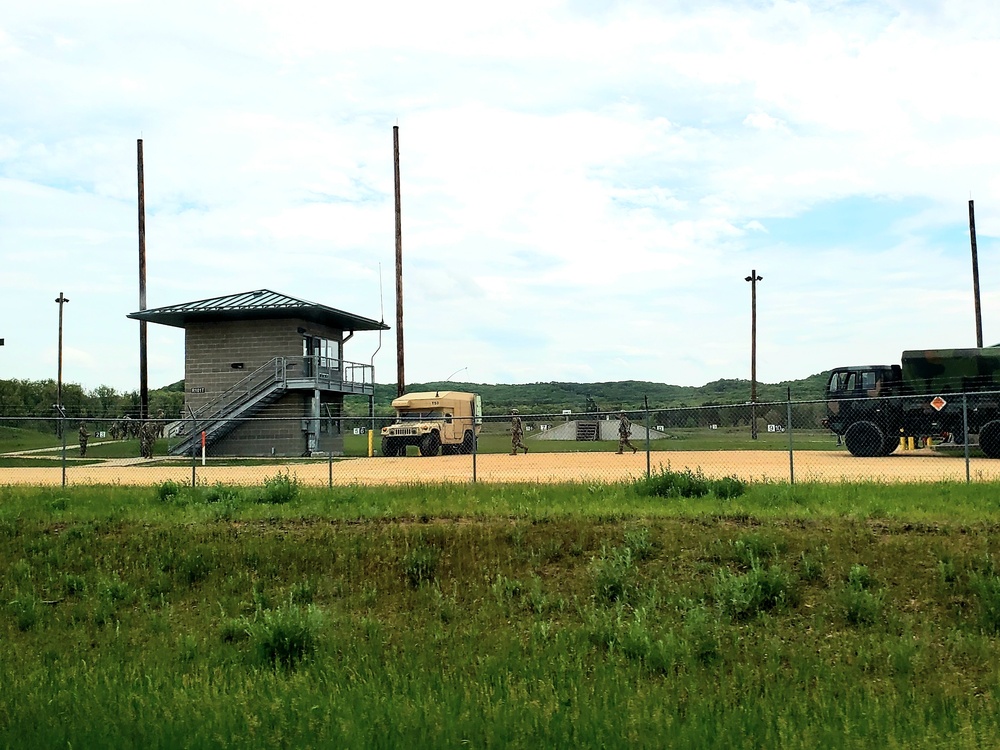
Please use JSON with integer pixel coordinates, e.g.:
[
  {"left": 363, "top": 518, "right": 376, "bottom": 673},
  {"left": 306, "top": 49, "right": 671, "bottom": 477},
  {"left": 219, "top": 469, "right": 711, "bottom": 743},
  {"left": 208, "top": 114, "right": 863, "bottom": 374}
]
[{"left": 2, "top": 0, "right": 1000, "bottom": 394}]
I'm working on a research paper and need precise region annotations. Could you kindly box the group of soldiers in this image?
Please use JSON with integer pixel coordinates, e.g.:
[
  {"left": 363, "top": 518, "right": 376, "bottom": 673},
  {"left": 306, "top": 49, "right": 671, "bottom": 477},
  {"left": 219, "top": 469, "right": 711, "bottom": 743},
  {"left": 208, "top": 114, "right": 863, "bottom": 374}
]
[
  {"left": 77, "top": 410, "right": 165, "bottom": 459},
  {"left": 508, "top": 409, "right": 638, "bottom": 455}
]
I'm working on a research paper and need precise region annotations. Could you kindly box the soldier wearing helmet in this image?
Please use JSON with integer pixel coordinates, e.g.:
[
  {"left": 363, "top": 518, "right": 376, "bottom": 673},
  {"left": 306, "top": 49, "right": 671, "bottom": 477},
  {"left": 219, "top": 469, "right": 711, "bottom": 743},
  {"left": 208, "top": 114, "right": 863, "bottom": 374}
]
[
  {"left": 510, "top": 409, "right": 528, "bottom": 455},
  {"left": 616, "top": 412, "right": 637, "bottom": 454}
]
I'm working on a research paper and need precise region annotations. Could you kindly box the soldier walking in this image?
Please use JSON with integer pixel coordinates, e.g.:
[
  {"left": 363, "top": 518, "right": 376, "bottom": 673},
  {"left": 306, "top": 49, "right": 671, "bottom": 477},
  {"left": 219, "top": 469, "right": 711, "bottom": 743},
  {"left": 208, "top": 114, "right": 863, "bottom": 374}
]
[
  {"left": 139, "top": 421, "right": 155, "bottom": 459},
  {"left": 78, "top": 422, "right": 90, "bottom": 457},
  {"left": 616, "top": 412, "right": 637, "bottom": 454},
  {"left": 510, "top": 409, "right": 528, "bottom": 455}
]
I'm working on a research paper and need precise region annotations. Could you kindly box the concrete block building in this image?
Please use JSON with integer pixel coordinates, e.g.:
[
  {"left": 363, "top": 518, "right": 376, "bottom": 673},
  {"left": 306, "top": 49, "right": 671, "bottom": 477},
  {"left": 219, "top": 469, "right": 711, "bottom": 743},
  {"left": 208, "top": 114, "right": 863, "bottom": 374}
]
[{"left": 128, "top": 289, "right": 387, "bottom": 457}]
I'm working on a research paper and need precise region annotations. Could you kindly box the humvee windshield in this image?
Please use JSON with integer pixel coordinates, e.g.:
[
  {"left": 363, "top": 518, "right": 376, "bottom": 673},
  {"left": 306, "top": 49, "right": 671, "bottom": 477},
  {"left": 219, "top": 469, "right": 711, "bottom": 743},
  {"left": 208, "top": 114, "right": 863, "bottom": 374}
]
[{"left": 396, "top": 409, "right": 444, "bottom": 421}]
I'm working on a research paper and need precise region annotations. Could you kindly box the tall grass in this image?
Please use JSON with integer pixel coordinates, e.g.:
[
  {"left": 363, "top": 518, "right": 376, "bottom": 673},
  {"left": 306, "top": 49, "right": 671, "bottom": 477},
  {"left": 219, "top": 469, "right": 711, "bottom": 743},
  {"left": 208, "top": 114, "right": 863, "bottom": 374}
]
[{"left": 1, "top": 482, "right": 1000, "bottom": 747}]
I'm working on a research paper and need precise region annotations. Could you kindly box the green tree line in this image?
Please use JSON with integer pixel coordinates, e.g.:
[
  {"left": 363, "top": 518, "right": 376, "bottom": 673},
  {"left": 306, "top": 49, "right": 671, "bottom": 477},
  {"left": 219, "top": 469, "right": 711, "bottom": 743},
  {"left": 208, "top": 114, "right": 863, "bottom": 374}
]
[
  {"left": 0, "top": 371, "right": 832, "bottom": 429},
  {"left": 357, "top": 372, "right": 831, "bottom": 417},
  {"left": 0, "top": 379, "right": 185, "bottom": 432}
]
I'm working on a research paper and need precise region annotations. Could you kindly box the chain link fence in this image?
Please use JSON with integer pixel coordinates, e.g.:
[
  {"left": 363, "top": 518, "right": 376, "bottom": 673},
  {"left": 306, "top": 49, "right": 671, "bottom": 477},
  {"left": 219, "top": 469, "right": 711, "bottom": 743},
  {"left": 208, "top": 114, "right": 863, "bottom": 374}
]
[{"left": 3, "top": 392, "right": 1000, "bottom": 487}]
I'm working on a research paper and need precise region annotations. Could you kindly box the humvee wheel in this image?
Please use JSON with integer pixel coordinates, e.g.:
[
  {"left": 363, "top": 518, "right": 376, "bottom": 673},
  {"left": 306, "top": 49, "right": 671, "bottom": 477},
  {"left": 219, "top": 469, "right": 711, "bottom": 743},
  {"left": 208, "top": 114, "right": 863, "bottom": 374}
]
[
  {"left": 381, "top": 437, "right": 395, "bottom": 457},
  {"left": 460, "top": 430, "right": 475, "bottom": 454},
  {"left": 979, "top": 421, "right": 1000, "bottom": 459},
  {"left": 844, "top": 421, "right": 886, "bottom": 457},
  {"left": 419, "top": 432, "right": 441, "bottom": 457}
]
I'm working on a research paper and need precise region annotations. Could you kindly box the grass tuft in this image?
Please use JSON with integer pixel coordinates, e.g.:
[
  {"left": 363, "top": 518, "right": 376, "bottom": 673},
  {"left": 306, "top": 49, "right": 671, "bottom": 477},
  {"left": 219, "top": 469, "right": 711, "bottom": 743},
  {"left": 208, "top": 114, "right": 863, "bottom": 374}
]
[{"left": 244, "top": 600, "right": 324, "bottom": 668}]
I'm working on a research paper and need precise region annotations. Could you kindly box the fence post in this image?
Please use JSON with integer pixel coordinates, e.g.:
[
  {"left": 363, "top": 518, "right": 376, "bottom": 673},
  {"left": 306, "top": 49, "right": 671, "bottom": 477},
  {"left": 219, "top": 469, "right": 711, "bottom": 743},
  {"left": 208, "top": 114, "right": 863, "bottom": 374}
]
[
  {"left": 60, "top": 412, "right": 67, "bottom": 489},
  {"left": 963, "top": 394, "right": 970, "bottom": 483},
  {"left": 472, "top": 417, "right": 478, "bottom": 484},
  {"left": 644, "top": 396, "right": 651, "bottom": 478},
  {"left": 324, "top": 405, "right": 333, "bottom": 489},
  {"left": 786, "top": 387, "right": 794, "bottom": 485}
]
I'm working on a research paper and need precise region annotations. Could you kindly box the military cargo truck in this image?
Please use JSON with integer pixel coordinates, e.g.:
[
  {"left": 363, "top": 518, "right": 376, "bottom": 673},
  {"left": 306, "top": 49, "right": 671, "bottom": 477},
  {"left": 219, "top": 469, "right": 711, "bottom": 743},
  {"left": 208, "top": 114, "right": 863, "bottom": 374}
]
[
  {"left": 381, "top": 391, "right": 482, "bottom": 457},
  {"left": 824, "top": 348, "right": 1000, "bottom": 457}
]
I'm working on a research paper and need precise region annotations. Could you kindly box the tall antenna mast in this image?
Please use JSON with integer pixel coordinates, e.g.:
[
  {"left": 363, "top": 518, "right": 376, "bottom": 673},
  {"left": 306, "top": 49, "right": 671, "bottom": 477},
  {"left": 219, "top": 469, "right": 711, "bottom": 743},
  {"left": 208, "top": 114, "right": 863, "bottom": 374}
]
[{"left": 393, "top": 125, "right": 405, "bottom": 398}]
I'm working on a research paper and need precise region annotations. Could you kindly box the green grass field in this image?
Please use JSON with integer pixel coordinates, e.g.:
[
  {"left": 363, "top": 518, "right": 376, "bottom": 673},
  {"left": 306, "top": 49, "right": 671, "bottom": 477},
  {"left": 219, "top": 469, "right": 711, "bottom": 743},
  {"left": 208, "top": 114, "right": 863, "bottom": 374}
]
[
  {"left": 1, "top": 424, "right": 841, "bottom": 461},
  {"left": 2, "top": 478, "right": 1000, "bottom": 747}
]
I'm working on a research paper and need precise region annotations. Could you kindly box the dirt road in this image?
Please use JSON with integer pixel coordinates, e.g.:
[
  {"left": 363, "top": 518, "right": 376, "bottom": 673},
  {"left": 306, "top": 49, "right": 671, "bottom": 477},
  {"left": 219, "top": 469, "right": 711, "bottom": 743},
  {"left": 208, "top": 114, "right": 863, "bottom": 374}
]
[{"left": 1, "top": 448, "right": 997, "bottom": 487}]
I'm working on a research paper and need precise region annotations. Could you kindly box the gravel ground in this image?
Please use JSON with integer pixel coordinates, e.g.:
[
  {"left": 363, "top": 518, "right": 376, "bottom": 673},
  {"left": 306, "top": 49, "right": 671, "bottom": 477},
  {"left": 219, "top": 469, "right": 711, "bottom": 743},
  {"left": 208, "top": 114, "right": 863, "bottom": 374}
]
[{"left": 0, "top": 448, "right": 995, "bottom": 486}]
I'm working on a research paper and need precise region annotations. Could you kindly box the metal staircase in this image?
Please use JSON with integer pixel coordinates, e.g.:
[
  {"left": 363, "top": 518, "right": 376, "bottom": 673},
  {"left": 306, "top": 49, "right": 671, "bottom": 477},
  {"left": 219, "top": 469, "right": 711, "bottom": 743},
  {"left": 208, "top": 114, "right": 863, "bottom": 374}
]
[
  {"left": 171, "top": 358, "right": 288, "bottom": 455},
  {"left": 575, "top": 421, "right": 600, "bottom": 441}
]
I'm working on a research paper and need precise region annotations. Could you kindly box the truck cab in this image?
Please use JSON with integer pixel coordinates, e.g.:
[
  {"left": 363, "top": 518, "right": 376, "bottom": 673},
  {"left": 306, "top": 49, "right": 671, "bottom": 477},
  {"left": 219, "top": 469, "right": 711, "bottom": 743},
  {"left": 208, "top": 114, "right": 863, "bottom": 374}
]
[{"left": 824, "top": 365, "right": 902, "bottom": 456}]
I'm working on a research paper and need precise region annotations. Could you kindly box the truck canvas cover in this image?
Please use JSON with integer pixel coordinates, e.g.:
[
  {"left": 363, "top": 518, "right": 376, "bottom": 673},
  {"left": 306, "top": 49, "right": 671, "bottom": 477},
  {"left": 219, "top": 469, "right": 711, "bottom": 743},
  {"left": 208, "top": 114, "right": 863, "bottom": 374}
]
[{"left": 901, "top": 348, "right": 1000, "bottom": 395}]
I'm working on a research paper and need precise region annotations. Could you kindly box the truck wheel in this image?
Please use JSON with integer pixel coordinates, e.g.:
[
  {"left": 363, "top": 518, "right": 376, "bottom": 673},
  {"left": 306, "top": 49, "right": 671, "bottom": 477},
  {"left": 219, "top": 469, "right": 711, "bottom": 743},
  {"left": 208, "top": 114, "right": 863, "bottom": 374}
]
[
  {"left": 979, "top": 421, "right": 1000, "bottom": 458},
  {"left": 844, "top": 421, "right": 885, "bottom": 457},
  {"left": 460, "top": 430, "right": 475, "bottom": 454},
  {"left": 381, "top": 437, "right": 395, "bottom": 457},
  {"left": 419, "top": 432, "right": 440, "bottom": 457}
]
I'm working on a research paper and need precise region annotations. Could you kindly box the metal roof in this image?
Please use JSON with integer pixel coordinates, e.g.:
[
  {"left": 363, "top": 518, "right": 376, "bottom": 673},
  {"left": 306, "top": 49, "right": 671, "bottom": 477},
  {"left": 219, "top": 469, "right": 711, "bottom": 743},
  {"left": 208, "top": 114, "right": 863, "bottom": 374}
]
[{"left": 127, "top": 289, "right": 389, "bottom": 331}]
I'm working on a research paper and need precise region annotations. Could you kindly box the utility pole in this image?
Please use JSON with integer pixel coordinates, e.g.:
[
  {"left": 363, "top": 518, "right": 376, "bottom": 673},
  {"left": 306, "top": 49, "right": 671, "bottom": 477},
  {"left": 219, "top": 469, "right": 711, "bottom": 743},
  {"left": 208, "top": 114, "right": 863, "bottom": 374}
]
[
  {"left": 393, "top": 125, "right": 405, "bottom": 398},
  {"left": 137, "top": 139, "right": 149, "bottom": 419},
  {"left": 744, "top": 270, "right": 762, "bottom": 440},
  {"left": 55, "top": 292, "right": 70, "bottom": 432},
  {"left": 970, "top": 199, "right": 984, "bottom": 348}
]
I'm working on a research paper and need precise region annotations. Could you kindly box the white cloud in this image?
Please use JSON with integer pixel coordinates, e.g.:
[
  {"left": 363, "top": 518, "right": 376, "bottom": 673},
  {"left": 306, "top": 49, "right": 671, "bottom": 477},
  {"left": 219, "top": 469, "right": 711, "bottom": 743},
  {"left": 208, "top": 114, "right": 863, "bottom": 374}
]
[{"left": 2, "top": 0, "right": 1000, "bottom": 395}]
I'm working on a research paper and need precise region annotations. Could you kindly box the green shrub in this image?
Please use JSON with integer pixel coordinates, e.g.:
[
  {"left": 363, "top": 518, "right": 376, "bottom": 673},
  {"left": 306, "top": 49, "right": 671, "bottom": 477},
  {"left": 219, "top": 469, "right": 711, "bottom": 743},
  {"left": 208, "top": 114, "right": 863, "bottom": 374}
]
[
  {"left": 62, "top": 573, "right": 86, "bottom": 597},
  {"left": 179, "top": 551, "right": 214, "bottom": 586},
  {"left": 713, "top": 475, "right": 748, "bottom": 499},
  {"left": 682, "top": 603, "right": 721, "bottom": 664},
  {"left": 623, "top": 527, "right": 655, "bottom": 561},
  {"left": 245, "top": 602, "right": 324, "bottom": 668},
  {"left": 714, "top": 559, "right": 797, "bottom": 620},
  {"left": 848, "top": 563, "right": 876, "bottom": 591},
  {"left": 591, "top": 545, "right": 636, "bottom": 605},
  {"left": 219, "top": 617, "right": 248, "bottom": 644},
  {"left": 203, "top": 483, "right": 244, "bottom": 505},
  {"left": 290, "top": 579, "right": 317, "bottom": 605},
  {"left": 258, "top": 473, "right": 299, "bottom": 505},
  {"left": 9, "top": 594, "right": 39, "bottom": 632},
  {"left": 47, "top": 497, "right": 68, "bottom": 512},
  {"left": 970, "top": 573, "right": 1000, "bottom": 634},
  {"left": 635, "top": 467, "right": 711, "bottom": 499},
  {"left": 799, "top": 545, "right": 829, "bottom": 584},
  {"left": 840, "top": 586, "right": 882, "bottom": 626},
  {"left": 402, "top": 545, "right": 441, "bottom": 588},
  {"left": 730, "top": 534, "right": 783, "bottom": 568},
  {"left": 155, "top": 480, "right": 182, "bottom": 503},
  {"left": 491, "top": 573, "right": 523, "bottom": 605}
]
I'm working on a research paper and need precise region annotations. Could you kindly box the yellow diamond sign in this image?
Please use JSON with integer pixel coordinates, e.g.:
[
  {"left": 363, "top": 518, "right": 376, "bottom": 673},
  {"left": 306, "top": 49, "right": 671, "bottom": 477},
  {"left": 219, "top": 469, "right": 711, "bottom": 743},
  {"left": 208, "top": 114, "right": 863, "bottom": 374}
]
[{"left": 931, "top": 396, "right": 947, "bottom": 411}]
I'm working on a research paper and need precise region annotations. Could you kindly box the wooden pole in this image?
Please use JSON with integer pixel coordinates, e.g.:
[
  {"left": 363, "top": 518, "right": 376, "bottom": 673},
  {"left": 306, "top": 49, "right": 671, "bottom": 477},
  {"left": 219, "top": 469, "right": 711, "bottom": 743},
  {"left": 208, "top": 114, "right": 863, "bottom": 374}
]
[
  {"left": 970, "top": 199, "right": 983, "bottom": 348},
  {"left": 55, "top": 292, "right": 69, "bottom": 410},
  {"left": 393, "top": 125, "right": 405, "bottom": 398},
  {"left": 55, "top": 291, "right": 69, "bottom": 438},
  {"left": 138, "top": 139, "right": 149, "bottom": 419},
  {"left": 745, "top": 270, "right": 762, "bottom": 440}
]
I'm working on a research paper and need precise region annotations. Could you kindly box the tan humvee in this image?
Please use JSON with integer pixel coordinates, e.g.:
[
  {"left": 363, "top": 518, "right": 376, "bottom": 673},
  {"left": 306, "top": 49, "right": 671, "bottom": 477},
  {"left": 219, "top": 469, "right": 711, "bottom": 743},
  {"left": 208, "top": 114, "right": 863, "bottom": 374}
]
[{"left": 380, "top": 391, "right": 483, "bottom": 457}]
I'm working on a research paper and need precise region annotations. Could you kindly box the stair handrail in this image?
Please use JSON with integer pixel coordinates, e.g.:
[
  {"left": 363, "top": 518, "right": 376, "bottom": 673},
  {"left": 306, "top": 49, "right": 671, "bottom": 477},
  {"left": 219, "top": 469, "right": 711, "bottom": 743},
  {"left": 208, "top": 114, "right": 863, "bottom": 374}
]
[{"left": 184, "top": 357, "right": 287, "bottom": 438}]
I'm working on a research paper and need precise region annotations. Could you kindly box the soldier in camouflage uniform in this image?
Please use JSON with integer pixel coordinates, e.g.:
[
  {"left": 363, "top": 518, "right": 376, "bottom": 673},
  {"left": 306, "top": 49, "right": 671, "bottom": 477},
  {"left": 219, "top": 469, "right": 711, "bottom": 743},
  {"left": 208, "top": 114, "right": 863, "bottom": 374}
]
[
  {"left": 616, "top": 412, "right": 637, "bottom": 454},
  {"left": 78, "top": 422, "right": 90, "bottom": 457},
  {"left": 510, "top": 409, "right": 528, "bottom": 455},
  {"left": 139, "top": 420, "right": 156, "bottom": 459}
]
